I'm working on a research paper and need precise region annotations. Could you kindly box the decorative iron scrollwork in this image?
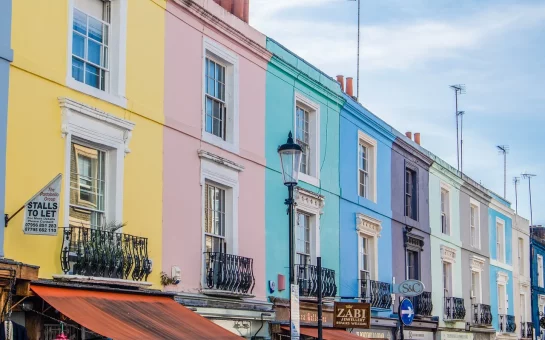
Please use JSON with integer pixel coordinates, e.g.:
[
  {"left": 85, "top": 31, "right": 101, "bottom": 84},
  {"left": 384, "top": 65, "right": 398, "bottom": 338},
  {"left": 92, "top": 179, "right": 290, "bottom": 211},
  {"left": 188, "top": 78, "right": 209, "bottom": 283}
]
[
  {"left": 361, "top": 279, "right": 392, "bottom": 309},
  {"left": 204, "top": 252, "right": 255, "bottom": 294},
  {"left": 61, "top": 226, "right": 151, "bottom": 281},
  {"left": 499, "top": 314, "right": 516, "bottom": 333},
  {"left": 444, "top": 297, "right": 466, "bottom": 320},
  {"left": 295, "top": 264, "right": 337, "bottom": 298},
  {"left": 408, "top": 291, "right": 433, "bottom": 316},
  {"left": 472, "top": 303, "right": 492, "bottom": 325}
]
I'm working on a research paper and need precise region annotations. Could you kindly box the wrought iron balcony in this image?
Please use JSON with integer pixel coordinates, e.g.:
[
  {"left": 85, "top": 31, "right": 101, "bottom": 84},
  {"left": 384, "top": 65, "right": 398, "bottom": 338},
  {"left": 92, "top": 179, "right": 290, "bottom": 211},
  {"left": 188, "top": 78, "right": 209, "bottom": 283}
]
[
  {"left": 295, "top": 264, "right": 337, "bottom": 298},
  {"left": 472, "top": 303, "right": 492, "bottom": 326},
  {"left": 204, "top": 252, "right": 255, "bottom": 295},
  {"left": 499, "top": 314, "right": 516, "bottom": 333},
  {"left": 60, "top": 226, "right": 152, "bottom": 281},
  {"left": 444, "top": 297, "right": 466, "bottom": 321},
  {"left": 407, "top": 291, "right": 433, "bottom": 316},
  {"left": 361, "top": 279, "right": 392, "bottom": 309},
  {"left": 521, "top": 322, "right": 533, "bottom": 338}
]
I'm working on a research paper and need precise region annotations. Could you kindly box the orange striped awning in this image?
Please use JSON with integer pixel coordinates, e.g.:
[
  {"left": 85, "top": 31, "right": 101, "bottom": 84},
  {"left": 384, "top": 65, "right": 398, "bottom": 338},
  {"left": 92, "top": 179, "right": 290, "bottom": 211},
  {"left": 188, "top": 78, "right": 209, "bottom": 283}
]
[{"left": 31, "top": 285, "right": 242, "bottom": 340}]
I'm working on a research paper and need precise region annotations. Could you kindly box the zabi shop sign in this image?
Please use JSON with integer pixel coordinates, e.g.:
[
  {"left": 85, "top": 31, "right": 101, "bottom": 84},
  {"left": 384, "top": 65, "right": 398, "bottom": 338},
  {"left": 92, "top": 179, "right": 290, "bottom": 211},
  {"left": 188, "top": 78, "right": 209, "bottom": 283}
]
[{"left": 333, "top": 302, "right": 371, "bottom": 329}]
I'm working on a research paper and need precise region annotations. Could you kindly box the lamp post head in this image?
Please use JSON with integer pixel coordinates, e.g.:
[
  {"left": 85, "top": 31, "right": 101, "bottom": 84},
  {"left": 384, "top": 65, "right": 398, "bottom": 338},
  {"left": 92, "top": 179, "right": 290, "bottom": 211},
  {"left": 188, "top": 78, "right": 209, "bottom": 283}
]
[{"left": 278, "top": 131, "right": 303, "bottom": 187}]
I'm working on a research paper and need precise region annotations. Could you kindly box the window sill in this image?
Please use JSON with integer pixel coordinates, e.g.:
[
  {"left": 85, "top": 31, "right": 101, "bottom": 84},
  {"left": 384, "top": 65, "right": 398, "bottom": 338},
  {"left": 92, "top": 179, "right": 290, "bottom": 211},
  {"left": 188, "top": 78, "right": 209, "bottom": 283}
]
[
  {"left": 66, "top": 77, "right": 127, "bottom": 109},
  {"left": 489, "top": 259, "right": 513, "bottom": 271},
  {"left": 299, "top": 173, "right": 319, "bottom": 187},
  {"left": 202, "top": 132, "right": 239, "bottom": 154}
]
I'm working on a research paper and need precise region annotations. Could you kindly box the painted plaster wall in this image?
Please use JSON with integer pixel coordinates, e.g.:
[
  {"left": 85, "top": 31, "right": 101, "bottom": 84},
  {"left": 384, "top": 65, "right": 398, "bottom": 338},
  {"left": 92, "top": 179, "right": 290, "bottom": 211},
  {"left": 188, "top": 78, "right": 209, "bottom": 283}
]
[
  {"left": 0, "top": 0, "right": 13, "bottom": 256},
  {"left": 265, "top": 39, "right": 343, "bottom": 299},
  {"left": 339, "top": 96, "right": 394, "bottom": 311},
  {"left": 489, "top": 207, "right": 513, "bottom": 266},
  {"left": 4, "top": 0, "right": 165, "bottom": 285},
  {"left": 512, "top": 215, "right": 531, "bottom": 329},
  {"left": 162, "top": 0, "right": 269, "bottom": 299},
  {"left": 530, "top": 238, "right": 545, "bottom": 336},
  {"left": 460, "top": 190, "right": 490, "bottom": 256},
  {"left": 461, "top": 250, "right": 491, "bottom": 322},
  {"left": 391, "top": 137, "right": 433, "bottom": 296},
  {"left": 429, "top": 167, "right": 464, "bottom": 328}
]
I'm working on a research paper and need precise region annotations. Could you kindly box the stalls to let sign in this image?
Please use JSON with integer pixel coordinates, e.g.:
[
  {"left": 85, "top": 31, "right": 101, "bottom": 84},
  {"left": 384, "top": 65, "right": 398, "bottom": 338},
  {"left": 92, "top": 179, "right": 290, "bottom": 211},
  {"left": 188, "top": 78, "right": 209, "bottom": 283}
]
[
  {"left": 333, "top": 302, "right": 371, "bottom": 328},
  {"left": 291, "top": 284, "right": 300, "bottom": 340},
  {"left": 23, "top": 174, "right": 62, "bottom": 235}
]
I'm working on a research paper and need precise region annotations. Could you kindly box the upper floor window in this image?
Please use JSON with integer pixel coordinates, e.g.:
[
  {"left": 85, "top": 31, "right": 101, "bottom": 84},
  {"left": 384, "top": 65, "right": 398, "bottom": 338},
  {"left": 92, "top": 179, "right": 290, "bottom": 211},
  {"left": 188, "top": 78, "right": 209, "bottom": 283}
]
[
  {"left": 443, "top": 261, "right": 452, "bottom": 296},
  {"left": 518, "top": 237, "right": 524, "bottom": 276},
  {"left": 204, "top": 182, "right": 226, "bottom": 253},
  {"left": 405, "top": 168, "right": 417, "bottom": 220},
  {"left": 202, "top": 38, "right": 239, "bottom": 153},
  {"left": 538, "top": 254, "right": 544, "bottom": 288},
  {"left": 357, "top": 213, "right": 381, "bottom": 285},
  {"left": 471, "top": 270, "right": 481, "bottom": 303},
  {"left": 296, "top": 212, "right": 311, "bottom": 265},
  {"left": 359, "top": 235, "right": 370, "bottom": 280},
  {"left": 69, "top": 142, "right": 106, "bottom": 228},
  {"left": 68, "top": 0, "right": 127, "bottom": 106},
  {"left": 407, "top": 250, "right": 420, "bottom": 280},
  {"left": 441, "top": 187, "right": 450, "bottom": 235},
  {"left": 470, "top": 201, "right": 480, "bottom": 248},
  {"left": 294, "top": 93, "right": 320, "bottom": 186},
  {"left": 205, "top": 58, "right": 227, "bottom": 140},
  {"left": 358, "top": 131, "right": 377, "bottom": 202},
  {"left": 496, "top": 219, "right": 505, "bottom": 263},
  {"left": 497, "top": 283, "right": 507, "bottom": 314}
]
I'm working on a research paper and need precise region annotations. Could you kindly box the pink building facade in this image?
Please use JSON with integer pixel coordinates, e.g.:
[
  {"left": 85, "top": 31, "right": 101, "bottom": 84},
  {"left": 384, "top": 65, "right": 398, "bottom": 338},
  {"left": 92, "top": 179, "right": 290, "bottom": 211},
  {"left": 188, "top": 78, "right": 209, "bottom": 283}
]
[{"left": 162, "top": 0, "right": 272, "bottom": 337}]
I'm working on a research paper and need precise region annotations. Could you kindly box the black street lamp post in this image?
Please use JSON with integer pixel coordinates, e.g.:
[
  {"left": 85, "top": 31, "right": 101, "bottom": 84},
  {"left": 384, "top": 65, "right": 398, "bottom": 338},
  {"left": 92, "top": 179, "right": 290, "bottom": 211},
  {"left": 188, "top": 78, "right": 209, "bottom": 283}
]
[{"left": 278, "top": 131, "right": 303, "bottom": 339}]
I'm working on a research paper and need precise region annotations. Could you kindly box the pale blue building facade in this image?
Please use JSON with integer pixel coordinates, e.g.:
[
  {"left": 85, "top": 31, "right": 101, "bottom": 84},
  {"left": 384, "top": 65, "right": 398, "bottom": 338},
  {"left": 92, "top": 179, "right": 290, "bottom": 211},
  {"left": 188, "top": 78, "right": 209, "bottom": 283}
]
[{"left": 0, "top": 0, "right": 13, "bottom": 254}]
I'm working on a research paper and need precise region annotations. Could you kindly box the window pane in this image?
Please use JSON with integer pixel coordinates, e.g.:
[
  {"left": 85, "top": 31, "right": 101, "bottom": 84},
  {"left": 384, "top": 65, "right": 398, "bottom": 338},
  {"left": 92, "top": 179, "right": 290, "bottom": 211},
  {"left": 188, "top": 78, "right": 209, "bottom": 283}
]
[
  {"left": 88, "top": 17, "right": 104, "bottom": 43},
  {"left": 87, "top": 40, "right": 101, "bottom": 66},
  {"left": 85, "top": 63, "right": 100, "bottom": 88},
  {"left": 73, "top": 10, "right": 87, "bottom": 34},
  {"left": 72, "top": 32, "right": 85, "bottom": 58},
  {"left": 72, "top": 57, "right": 84, "bottom": 82}
]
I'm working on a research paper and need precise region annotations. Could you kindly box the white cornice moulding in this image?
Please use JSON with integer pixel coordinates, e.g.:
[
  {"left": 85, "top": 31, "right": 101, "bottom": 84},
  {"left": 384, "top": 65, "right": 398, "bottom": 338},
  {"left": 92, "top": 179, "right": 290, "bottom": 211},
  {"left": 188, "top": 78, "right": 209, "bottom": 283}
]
[
  {"left": 441, "top": 244, "right": 458, "bottom": 263},
  {"left": 496, "top": 271, "right": 509, "bottom": 285},
  {"left": 197, "top": 150, "right": 244, "bottom": 172},
  {"left": 490, "top": 259, "right": 513, "bottom": 272},
  {"left": 356, "top": 213, "right": 382, "bottom": 238},
  {"left": 295, "top": 187, "right": 325, "bottom": 215}
]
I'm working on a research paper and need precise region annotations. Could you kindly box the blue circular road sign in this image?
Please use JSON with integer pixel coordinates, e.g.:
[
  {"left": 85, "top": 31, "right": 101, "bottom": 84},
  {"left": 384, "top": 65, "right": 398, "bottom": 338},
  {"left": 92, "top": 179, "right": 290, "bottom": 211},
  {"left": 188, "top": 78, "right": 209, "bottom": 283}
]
[{"left": 400, "top": 298, "right": 415, "bottom": 326}]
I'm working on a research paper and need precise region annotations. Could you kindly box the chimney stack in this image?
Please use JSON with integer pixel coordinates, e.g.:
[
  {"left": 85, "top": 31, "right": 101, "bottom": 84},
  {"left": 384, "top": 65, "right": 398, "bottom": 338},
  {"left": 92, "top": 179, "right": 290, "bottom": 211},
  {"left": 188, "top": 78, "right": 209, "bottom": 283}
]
[
  {"left": 405, "top": 132, "right": 412, "bottom": 140},
  {"left": 336, "top": 75, "right": 345, "bottom": 92},
  {"left": 346, "top": 77, "right": 354, "bottom": 97},
  {"left": 215, "top": 0, "right": 249, "bottom": 23},
  {"left": 414, "top": 132, "right": 421, "bottom": 145}
]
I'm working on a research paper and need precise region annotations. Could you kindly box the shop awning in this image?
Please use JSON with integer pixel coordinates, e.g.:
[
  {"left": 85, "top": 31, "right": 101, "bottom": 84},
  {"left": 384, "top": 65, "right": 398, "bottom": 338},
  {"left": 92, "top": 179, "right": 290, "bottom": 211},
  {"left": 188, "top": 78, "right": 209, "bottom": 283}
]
[
  {"left": 31, "top": 285, "right": 242, "bottom": 340},
  {"left": 281, "top": 326, "right": 370, "bottom": 339}
]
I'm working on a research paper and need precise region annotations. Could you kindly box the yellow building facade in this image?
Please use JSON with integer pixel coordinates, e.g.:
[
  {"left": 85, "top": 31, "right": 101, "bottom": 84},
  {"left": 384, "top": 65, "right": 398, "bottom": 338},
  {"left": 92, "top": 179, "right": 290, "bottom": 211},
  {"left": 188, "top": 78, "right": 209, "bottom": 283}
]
[{"left": 4, "top": 0, "right": 166, "bottom": 287}]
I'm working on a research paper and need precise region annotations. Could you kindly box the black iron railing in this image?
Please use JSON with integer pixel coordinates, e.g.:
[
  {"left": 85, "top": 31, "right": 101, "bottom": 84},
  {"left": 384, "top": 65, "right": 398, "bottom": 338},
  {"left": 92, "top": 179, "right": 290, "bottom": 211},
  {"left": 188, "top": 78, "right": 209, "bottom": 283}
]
[
  {"left": 204, "top": 252, "right": 255, "bottom": 294},
  {"left": 472, "top": 303, "right": 492, "bottom": 325},
  {"left": 60, "top": 226, "right": 151, "bottom": 281},
  {"left": 408, "top": 291, "right": 433, "bottom": 316},
  {"left": 444, "top": 297, "right": 466, "bottom": 320},
  {"left": 521, "top": 322, "right": 534, "bottom": 338},
  {"left": 295, "top": 264, "right": 337, "bottom": 298},
  {"left": 361, "top": 279, "right": 392, "bottom": 309},
  {"left": 499, "top": 314, "right": 516, "bottom": 333}
]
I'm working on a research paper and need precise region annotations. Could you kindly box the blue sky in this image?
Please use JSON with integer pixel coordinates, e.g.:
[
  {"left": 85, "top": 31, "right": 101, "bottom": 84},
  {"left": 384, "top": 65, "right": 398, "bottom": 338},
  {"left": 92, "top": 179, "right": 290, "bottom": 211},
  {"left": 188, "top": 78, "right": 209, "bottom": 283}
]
[{"left": 250, "top": 0, "right": 545, "bottom": 225}]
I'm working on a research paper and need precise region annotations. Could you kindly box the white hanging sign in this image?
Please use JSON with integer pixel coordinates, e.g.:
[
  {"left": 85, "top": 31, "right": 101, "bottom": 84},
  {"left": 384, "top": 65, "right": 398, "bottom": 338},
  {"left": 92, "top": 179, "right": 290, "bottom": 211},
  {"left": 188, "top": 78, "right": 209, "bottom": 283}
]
[
  {"left": 23, "top": 174, "right": 62, "bottom": 236},
  {"left": 291, "top": 284, "right": 300, "bottom": 340}
]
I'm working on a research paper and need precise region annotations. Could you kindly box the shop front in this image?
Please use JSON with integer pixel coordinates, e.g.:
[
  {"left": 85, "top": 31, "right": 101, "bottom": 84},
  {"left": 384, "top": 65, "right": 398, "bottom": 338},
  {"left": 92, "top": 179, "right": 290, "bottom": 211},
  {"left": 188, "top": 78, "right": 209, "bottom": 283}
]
[{"left": 437, "top": 330, "right": 475, "bottom": 340}]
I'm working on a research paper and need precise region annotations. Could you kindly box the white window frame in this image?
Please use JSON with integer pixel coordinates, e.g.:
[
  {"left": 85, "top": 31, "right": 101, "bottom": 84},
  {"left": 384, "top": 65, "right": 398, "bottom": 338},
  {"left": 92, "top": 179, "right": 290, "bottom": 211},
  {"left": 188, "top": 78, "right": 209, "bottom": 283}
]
[
  {"left": 470, "top": 255, "right": 485, "bottom": 304},
  {"left": 66, "top": 0, "right": 128, "bottom": 108},
  {"left": 440, "top": 244, "right": 457, "bottom": 297},
  {"left": 294, "top": 188, "right": 325, "bottom": 265},
  {"left": 497, "top": 271, "right": 509, "bottom": 317},
  {"left": 471, "top": 270, "right": 482, "bottom": 303},
  {"left": 440, "top": 183, "right": 451, "bottom": 235},
  {"left": 356, "top": 213, "right": 382, "bottom": 297},
  {"left": 294, "top": 92, "right": 320, "bottom": 187},
  {"left": 538, "top": 254, "right": 544, "bottom": 288},
  {"left": 520, "top": 292, "right": 527, "bottom": 323},
  {"left": 357, "top": 131, "right": 377, "bottom": 203},
  {"left": 202, "top": 37, "right": 239, "bottom": 154},
  {"left": 469, "top": 198, "right": 481, "bottom": 249},
  {"left": 442, "top": 261, "right": 452, "bottom": 297},
  {"left": 60, "top": 97, "right": 134, "bottom": 230},
  {"left": 496, "top": 217, "right": 506, "bottom": 263},
  {"left": 518, "top": 237, "right": 524, "bottom": 276}
]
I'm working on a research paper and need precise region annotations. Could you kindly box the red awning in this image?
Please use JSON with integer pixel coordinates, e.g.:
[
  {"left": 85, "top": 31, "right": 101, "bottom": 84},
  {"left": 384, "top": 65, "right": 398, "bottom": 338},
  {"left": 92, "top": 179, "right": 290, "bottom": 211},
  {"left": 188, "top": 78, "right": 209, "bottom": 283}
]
[
  {"left": 281, "top": 326, "right": 371, "bottom": 339},
  {"left": 31, "top": 285, "right": 242, "bottom": 340}
]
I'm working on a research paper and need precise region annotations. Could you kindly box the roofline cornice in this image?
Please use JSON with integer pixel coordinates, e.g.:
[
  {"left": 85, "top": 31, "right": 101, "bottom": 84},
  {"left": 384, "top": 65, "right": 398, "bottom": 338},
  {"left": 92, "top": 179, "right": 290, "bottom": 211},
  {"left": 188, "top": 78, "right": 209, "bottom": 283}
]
[{"left": 343, "top": 99, "right": 396, "bottom": 143}]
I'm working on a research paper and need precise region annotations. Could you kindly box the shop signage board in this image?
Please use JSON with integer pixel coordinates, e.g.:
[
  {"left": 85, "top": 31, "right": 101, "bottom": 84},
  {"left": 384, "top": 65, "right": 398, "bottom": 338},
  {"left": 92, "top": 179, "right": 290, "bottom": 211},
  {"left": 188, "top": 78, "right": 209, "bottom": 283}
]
[
  {"left": 290, "top": 284, "right": 300, "bottom": 340},
  {"left": 399, "top": 298, "right": 415, "bottom": 326},
  {"left": 393, "top": 280, "right": 425, "bottom": 297},
  {"left": 351, "top": 328, "right": 393, "bottom": 340},
  {"left": 440, "top": 332, "right": 474, "bottom": 340},
  {"left": 23, "top": 174, "right": 62, "bottom": 235},
  {"left": 403, "top": 330, "right": 434, "bottom": 340},
  {"left": 333, "top": 302, "right": 371, "bottom": 328}
]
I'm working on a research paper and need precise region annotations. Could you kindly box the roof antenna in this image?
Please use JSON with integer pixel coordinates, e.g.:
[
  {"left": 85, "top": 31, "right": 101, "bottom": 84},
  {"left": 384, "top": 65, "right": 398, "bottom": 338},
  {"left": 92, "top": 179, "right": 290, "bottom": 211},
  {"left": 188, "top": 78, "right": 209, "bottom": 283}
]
[
  {"left": 496, "top": 145, "right": 509, "bottom": 198},
  {"left": 449, "top": 85, "right": 466, "bottom": 171}
]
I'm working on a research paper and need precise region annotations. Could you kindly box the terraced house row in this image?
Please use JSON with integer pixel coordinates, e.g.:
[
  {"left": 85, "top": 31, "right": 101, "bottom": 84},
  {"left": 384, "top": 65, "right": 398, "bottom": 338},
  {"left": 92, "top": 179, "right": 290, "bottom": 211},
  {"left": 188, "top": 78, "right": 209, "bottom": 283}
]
[{"left": 0, "top": 0, "right": 538, "bottom": 339}]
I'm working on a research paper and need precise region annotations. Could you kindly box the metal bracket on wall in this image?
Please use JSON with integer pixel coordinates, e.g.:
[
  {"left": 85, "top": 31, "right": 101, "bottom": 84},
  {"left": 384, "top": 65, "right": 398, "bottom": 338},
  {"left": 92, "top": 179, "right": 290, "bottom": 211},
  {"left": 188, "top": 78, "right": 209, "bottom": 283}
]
[{"left": 4, "top": 205, "right": 25, "bottom": 228}]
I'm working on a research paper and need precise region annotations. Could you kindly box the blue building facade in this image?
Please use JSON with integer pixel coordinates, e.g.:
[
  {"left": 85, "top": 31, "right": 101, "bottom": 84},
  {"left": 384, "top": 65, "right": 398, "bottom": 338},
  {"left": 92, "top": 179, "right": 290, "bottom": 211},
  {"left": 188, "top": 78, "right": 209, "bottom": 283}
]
[
  {"left": 0, "top": 0, "right": 13, "bottom": 254},
  {"left": 531, "top": 226, "right": 545, "bottom": 339},
  {"left": 488, "top": 193, "right": 517, "bottom": 339},
  {"left": 338, "top": 94, "right": 395, "bottom": 325}
]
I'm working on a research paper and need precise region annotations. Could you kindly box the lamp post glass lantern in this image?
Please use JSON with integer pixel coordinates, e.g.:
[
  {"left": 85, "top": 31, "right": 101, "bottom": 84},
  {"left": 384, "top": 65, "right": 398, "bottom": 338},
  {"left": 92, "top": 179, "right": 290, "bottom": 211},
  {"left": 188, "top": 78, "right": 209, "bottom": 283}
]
[
  {"left": 278, "top": 131, "right": 303, "bottom": 339},
  {"left": 278, "top": 131, "right": 303, "bottom": 186}
]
